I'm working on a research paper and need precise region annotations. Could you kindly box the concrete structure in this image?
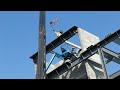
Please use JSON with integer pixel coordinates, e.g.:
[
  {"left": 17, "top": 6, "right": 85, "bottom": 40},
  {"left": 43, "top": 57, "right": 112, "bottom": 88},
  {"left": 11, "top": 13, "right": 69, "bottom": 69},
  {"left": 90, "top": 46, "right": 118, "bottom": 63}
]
[{"left": 77, "top": 28, "right": 105, "bottom": 79}]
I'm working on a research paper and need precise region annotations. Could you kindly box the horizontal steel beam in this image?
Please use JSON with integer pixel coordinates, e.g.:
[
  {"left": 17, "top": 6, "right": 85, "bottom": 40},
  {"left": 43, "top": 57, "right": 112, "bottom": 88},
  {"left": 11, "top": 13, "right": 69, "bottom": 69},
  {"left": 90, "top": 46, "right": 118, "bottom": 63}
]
[
  {"left": 65, "top": 40, "right": 81, "bottom": 49},
  {"left": 109, "top": 58, "right": 120, "bottom": 64},
  {"left": 30, "top": 26, "right": 78, "bottom": 60},
  {"left": 113, "top": 37, "right": 120, "bottom": 45},
  {"left": 47, "top": 28, "right": 120, "bottom": 78},
  {"left": 102, "top": 47, "right": 119, "bottom": 59},
  {"left": 110, "top": 70, "right": 120, "bottom": 79},
  {"left": 102, "top": 47, "right": 120, "bottom": 64}
]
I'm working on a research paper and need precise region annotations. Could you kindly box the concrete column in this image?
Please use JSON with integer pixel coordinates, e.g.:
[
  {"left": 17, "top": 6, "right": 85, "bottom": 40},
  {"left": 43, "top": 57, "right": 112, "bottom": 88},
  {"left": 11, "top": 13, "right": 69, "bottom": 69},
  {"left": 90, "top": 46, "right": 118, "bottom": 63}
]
[{"left": 77, "top": 28, "right": 104, "bottom": 79}]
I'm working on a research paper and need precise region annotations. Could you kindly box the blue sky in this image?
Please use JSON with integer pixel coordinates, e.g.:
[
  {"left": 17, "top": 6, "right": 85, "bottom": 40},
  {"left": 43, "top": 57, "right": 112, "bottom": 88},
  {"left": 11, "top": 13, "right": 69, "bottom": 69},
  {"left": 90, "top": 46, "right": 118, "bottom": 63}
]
[{"left": 0, "top": 11, "right": 120, "bottom": 79}]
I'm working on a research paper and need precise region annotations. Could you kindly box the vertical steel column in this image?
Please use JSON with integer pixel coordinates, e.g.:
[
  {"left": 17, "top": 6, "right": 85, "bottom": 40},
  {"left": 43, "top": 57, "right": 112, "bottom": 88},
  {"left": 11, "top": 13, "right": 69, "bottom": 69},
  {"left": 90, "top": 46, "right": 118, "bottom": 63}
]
[
  {"left": 97, "top": 45, "right": 109, "bottom": 79},
  {"left": 36, "top": 11, "right": 46, "bottom": 79}
]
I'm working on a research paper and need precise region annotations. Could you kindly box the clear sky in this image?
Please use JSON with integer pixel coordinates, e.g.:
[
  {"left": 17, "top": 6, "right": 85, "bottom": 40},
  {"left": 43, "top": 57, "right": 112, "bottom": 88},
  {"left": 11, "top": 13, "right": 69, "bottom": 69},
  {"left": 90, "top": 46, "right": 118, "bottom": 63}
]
[{"left": 0, "top": 11, "right": 120, "bottom": 79}]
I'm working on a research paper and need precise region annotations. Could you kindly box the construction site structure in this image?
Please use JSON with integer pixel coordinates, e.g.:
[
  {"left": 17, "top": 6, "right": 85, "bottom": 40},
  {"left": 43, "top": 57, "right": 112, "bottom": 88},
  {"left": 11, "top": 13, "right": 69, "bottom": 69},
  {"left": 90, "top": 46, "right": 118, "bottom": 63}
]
[{"left": 30, "top": 25, "right": 120, "bottom": 79}]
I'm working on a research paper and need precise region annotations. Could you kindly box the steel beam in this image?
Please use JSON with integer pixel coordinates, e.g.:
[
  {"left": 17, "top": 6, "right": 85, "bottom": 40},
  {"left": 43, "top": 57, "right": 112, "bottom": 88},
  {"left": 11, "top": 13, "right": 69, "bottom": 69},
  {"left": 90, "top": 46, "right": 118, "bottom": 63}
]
[
  {"left": 113, "top": 37, "right": 120, "bottom": 45},
  {"left": 110, "top": 70, "right": 120, "bottom": 79},
  {"left": 102, "top": 47, "right": 120, "bottom": 64},
  {"left": 65, "top": 40, "right": 81, "bottom": 49},
  {"left": 30, "top": 26, "right": 78, "bottom": 60},
  {"left": 97, "top": 46, "right": 109, "bottom": 79},
  {"left": 102, "top": 47, "right": 119, "bottom": 59}
]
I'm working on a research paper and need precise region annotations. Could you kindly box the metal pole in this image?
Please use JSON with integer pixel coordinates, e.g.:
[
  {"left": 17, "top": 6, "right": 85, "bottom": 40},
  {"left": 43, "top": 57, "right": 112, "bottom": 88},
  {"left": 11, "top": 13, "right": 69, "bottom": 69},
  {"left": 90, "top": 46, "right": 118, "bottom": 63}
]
[
  {"left": 97, "top": 45, "right": 109, "bottom": 79},
  {"left": 36, "top": 11, "right": 46, "bottom": 79}
]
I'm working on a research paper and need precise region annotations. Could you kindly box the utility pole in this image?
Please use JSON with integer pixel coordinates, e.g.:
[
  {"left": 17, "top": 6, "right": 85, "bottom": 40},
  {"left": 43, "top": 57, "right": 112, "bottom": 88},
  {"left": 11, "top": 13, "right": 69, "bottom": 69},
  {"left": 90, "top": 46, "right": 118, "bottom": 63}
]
[{"left": 36, "top": 11, "right": 46, "bottom": 79}]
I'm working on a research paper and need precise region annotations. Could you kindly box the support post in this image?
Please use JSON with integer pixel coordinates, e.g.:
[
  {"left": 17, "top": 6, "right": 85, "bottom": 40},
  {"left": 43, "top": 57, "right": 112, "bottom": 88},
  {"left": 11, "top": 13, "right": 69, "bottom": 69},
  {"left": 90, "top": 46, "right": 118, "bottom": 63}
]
[
  {"left": 36, "top": 11, "right": 46, "bottom": 79},
  {"left": 97, "top": 45, "right": 109, "bottom": 79}
]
